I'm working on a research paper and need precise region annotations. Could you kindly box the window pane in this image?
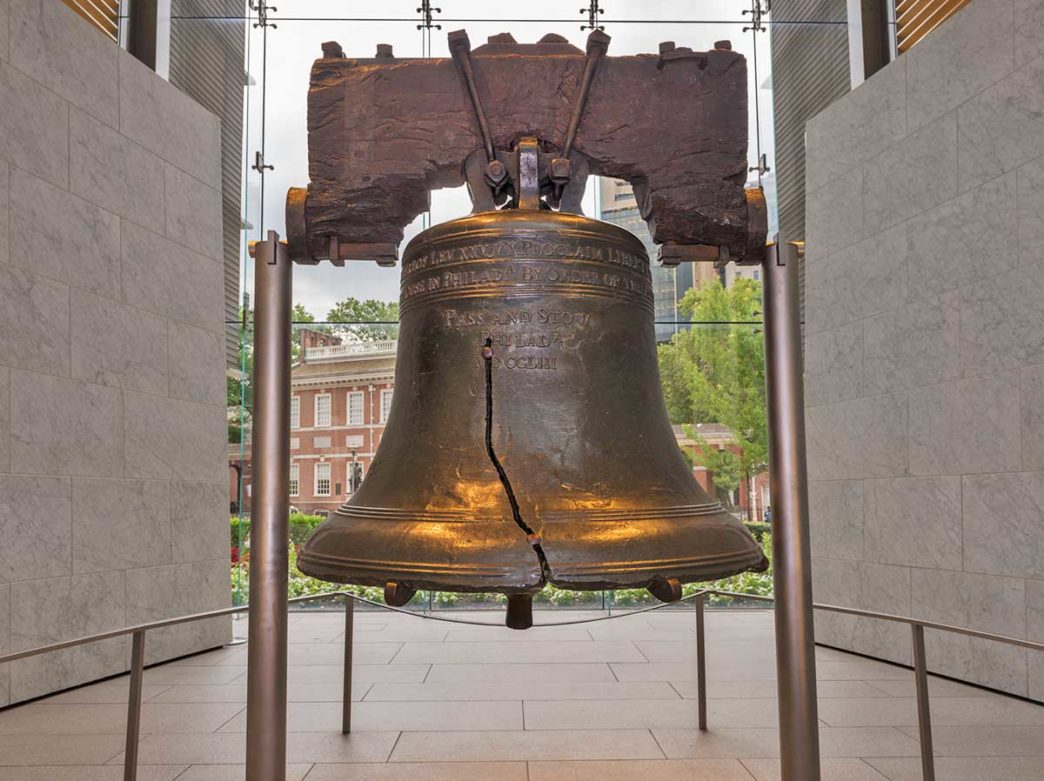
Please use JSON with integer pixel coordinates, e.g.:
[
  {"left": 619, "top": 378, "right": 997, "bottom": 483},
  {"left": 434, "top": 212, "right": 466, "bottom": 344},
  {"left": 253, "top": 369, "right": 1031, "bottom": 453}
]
[
  {"left": 315, "top": 393, "right": 331, "bottom": 428},
  {"left": 289, "top": 463, "right": 300, "bottom": 497},
  {"left": 315, "top": 462, "right": 332, "bottom": 496},
  {"left": 347, "top": 391, "right": 364, "bottom": 425},
  {"left": 380, "top": 389, "right": 393, "bottom": 423},
  {"left": 290, "top": 396, "right": 300, "bottom": 429}
]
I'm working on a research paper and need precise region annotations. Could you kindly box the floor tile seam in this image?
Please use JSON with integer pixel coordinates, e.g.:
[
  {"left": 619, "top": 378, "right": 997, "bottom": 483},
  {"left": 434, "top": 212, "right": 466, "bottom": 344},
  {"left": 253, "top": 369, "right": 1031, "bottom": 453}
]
[
  {"left": 646, "top": 727, "right": 669, "bottom": 760},
  {"left": 384, "top": 730, "right": 403, "bottom": 762},
  {"left": 734, "top": 757, "right": 763, "bottom": 779},
  {"left": 209, "top": 704, "right": 247, "bottom": 733}
]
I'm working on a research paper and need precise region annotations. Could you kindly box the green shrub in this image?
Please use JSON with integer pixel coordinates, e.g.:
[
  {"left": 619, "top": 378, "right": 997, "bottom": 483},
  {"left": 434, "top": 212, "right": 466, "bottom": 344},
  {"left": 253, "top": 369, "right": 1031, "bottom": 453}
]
[
  {"left": 743, "top": 521, "right": 772, "bottom": 540},
  {"left": 229, "top": 512, "right": 327, "bottom": 548}
]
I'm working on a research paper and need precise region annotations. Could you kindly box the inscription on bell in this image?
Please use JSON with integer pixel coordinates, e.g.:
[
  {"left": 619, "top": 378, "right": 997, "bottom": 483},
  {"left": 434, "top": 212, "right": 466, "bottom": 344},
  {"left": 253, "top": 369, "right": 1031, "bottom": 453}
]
[{"left": 402, "top": 239, "right": 647, "bottom": 275}]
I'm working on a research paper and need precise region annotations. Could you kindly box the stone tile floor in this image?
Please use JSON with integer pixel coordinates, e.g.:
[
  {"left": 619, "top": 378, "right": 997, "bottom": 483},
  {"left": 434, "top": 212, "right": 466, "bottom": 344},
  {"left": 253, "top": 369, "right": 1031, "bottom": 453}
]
[{"left": 1, "top": 608, "right": 1043, "bottom": 779}]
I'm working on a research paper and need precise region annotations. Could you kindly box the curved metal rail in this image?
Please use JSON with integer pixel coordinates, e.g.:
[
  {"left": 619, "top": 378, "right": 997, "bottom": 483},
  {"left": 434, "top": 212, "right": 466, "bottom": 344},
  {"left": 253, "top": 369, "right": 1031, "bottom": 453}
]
[{"left": 1, "top": 588, "right": 1042, "bottom": 781}]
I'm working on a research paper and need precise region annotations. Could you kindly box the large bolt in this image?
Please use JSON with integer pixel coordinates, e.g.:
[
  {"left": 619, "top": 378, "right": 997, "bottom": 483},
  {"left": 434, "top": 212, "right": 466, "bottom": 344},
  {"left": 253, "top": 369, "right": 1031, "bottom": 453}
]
[
  {"left": 549, "top": 157, "right": 572, "bottom": 182},
  {"left": 715, "top": 40, "right": 732, "bottom": 51},
  {"left": 485, "top": 159, "right": 508, "bottom": 188},
  {"left": 375, "top": 43, "right": 394, "bottom": 58}
]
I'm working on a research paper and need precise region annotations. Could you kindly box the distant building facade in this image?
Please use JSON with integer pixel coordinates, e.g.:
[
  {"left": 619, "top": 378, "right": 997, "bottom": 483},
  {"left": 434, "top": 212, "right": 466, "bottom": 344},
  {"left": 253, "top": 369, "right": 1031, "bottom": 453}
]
[{"left": 230, "top": 331, "right": 397, "bottom": 516}]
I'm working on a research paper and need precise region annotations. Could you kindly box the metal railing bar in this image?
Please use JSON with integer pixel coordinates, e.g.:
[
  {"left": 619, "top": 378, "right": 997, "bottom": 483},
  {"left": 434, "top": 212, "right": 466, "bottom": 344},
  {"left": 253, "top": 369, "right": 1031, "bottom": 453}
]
[{"left": 3, "top": 587, "right": 1042, "bottom": 668}]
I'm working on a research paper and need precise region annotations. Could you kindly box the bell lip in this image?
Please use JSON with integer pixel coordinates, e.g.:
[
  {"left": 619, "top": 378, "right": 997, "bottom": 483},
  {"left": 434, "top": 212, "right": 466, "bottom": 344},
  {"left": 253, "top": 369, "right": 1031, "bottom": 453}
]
[
  {"left": 401, "top": 209, "right": 649, "bottom": 263},
  {"left": 297, "top": 542, "right": 769, "bottom": 596}
]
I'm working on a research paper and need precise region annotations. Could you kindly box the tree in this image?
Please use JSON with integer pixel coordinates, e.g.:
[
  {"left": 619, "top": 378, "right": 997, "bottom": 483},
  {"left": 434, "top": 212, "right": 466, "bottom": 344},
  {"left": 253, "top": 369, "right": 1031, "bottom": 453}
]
[
  {"left": 327, "top": 298, "right": 399, "bottom": 342},
  {"left": 657, "top": 278, "right": 767, "bottom": 518}
]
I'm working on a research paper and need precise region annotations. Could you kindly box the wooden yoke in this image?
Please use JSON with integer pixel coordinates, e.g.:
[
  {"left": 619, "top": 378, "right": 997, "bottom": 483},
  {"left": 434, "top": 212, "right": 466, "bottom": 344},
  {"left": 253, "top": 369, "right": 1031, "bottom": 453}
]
[{"left": 285, "top": 32, "right": 766, "bottom": 267}]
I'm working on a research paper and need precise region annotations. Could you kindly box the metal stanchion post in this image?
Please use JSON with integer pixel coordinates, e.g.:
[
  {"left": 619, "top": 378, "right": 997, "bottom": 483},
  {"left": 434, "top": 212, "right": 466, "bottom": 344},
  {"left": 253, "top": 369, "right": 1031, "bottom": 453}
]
[
  {"left": 912, "top": 624, "right": 936, "bottom": 780},
  {"left": 245, "top": 231, "right": 293, "bottom": 781},
  {"left": 342, "top": 595, "right": 355, "bottom": 734},
  {"left": 695, "top": 593, "right": 707, "bottom": 731},
  {"left": 762, "top": 239, "right": 822, "bottom": 780},
  {"left": 123, "top": 630, "right": 146, "bottom": 781}
]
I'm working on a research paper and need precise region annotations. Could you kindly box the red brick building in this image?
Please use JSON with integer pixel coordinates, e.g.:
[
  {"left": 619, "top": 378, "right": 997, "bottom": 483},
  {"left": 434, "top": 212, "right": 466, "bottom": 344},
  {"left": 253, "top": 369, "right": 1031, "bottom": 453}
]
[
  {"left": 229, "top": 331, "right": 397, "bottom": 516},
  {"left": 675, "top": 423, "right": 770, "bottom": 523}
]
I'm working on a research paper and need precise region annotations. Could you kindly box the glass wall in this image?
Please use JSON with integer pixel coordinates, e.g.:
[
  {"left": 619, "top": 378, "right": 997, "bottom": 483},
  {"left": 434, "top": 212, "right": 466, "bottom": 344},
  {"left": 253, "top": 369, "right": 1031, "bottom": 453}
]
[{"left": 205, "top": 0, "right": 828, "bottom": 611}]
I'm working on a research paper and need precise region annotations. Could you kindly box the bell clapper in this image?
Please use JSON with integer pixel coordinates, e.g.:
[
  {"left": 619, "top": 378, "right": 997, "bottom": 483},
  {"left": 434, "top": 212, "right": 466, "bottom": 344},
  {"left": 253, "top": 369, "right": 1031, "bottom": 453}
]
[
  {"left": 647, "top": 577, "right": 683, "bottom": 604},
  {"left": 384, "top": 580, "right": 417, "bottom": 607}
]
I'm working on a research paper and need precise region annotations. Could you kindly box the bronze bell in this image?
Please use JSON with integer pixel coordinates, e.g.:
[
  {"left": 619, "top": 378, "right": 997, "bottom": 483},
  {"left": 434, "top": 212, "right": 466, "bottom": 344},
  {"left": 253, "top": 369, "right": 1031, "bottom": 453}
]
[{"left": 298, "top": 206, "right": 768, "bottom": 627}]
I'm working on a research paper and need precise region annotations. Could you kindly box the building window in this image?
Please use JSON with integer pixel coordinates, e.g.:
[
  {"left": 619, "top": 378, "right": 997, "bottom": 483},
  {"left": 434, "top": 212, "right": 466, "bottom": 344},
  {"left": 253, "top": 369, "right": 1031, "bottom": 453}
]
[
  {"left": 347, "top": 391, "right": 364, "bottom": 425},
  {"left": 380, "top": 389, "right": 393, "bottom": 423},
  {"left": 289, "top": 463, "right": 300, "bottom": 497},
  {"left": 315, "top": 462, "right": 332, "bottom": 496},
  {"left": 315, "top": 394, "right": 331, "bottom": 428},
  {"left": 290, "top": 397, "right": 300, "bottom": 430}
]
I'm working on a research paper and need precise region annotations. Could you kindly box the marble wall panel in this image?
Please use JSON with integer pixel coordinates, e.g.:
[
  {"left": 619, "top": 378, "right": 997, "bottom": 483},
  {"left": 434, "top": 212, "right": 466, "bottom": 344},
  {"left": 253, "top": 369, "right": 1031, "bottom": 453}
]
[
  {"left": 807, "top": 393, "right": 909, "bottom": 480},
  {"left": 1016, "top": 153, "right": 1044, "bottom": 267},
  {"left": 8, "top": 0, "right": 117, "bottom": 127},
  {"left": 957, "top": 55, "right": 1044, "bottom": 191},
  {"left": 0, "top": 583, "right": 8, "bottom": 707},
  {"left": 0, "top": 367, "right": 8, "bottom": 473},
  {"left": 908, "top": 371, "right": 1021, "bottom": 476},
  {"left": 0, "top": 267, "right": 69, "bottom": 376},
  {"left": 9, "top": 370, "right": 123, "bottom": 477},
  {"left": 0, "top": 161, "right": 8, "bottom": 266},
  {"left": 1020, "top": 364, "right": 1044, "bottom": 469},
  {"left": 124, "top": 391, "right": 227, "bottom": 482},
  {"left": 862, "top": 291, "right": 960, "bottom": 395},
  {"left": 8, "top": 571, "right": 127, "bottom": 702},
  {"left": 905, "top": 0, "right": 1015, "bottom": 130},
  {"left": 126, "top": 559, "right": 230, "bottom": 664},
  {"left": 805, "top": 166, "right": 864, "bottom": 257},
  {"left": 960, "top": 261, "right": 1044, "bottom": 377},
  {"left": 910, "top": 568, "right": 1029, "bottom": 696},
  {"left": 963, "top": 471, "right": 1044, "bottom": 579},
  {"left": 0, "top": 474, "right": 72, "bottom": 583},
  {"left": 906, "top": 170, "right": 1017, "bottom": 300},
  {"left": 0, "top": 0, "right": 8, "bottom": 61},
  {"left": 71, "top": 290, "right": 168, "bottom": 394},
  {"left": 863, "top": 476, "right": 963, "bottom": 570},
  {"left": 804, "top": 322, "right": 863, "bottom": 407},
  {"left": 1028, "top": 579, "right": 1044, "bottom": 700},
  {"left": 1014, "top": 0, "right": 1044, "bottom": 65},
  {"left": 72, "top": 478, "right": 171, "bottom": 574},
  {"left": 118, "top": 50, "right": 221, "bottom": 189},
  {"left": 0, "top": 60, "right": 68, "bottom": 187},
  {"left": 69, "top": 108, "right": 165, "bottom": 233},
  {"left": 168, "top": 320, "right": 225, "bottom": 405},
  {"left": 804, "top": 224, "right": 908, "bottom": 335},
  {"left": 9, "top": 167, "right": 121, "bottom": 297},
  {"left": 805, "top": 56, "right": 908, "bottom": 192},
  {"left": 121, "top": 221, "right": 224, "bottom": 333},
  {"left": 163, "top": 164, "right": 223, "bottom": 261},
  {"left": 171, "top": 482, "right": 228, "bottom": 563},
  {"left": 808, "top": 480, "right": 864, "bottom": 562},
  {"left": 862, "top": 112, "right": 958, "bottom": 234}
]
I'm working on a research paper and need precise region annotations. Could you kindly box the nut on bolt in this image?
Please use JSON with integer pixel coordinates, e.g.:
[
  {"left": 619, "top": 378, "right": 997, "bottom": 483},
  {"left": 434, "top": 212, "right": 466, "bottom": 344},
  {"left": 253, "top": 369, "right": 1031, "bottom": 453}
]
[
  {"left": 484, "top": 159, "right": 508, "bottom": 188},
  {"left": 549, "top": 157, "right": 572, "bottom": 183}
]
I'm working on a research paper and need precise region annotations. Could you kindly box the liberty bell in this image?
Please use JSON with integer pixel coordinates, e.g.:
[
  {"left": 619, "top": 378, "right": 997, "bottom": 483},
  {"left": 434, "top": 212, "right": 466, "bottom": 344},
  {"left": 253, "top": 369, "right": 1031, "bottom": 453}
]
[{"left": 294, "top": 31, "right": 769, "bottom": 628}]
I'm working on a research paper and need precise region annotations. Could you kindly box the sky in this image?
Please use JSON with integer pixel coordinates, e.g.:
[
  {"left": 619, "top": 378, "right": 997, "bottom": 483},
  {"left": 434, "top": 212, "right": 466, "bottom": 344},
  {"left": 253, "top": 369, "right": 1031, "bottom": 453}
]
[{"left": 238, "top": 0, "right": 776, "bottom": 320}]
